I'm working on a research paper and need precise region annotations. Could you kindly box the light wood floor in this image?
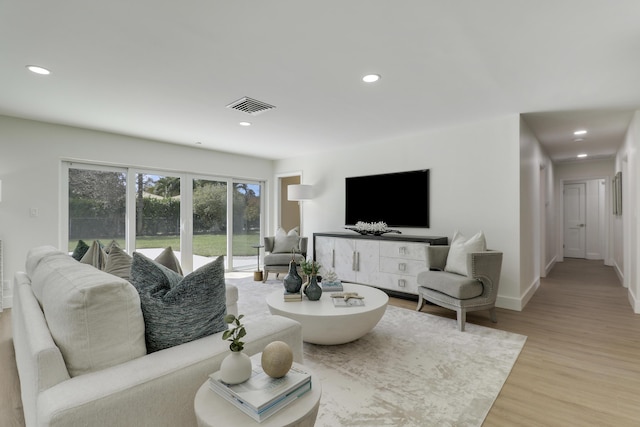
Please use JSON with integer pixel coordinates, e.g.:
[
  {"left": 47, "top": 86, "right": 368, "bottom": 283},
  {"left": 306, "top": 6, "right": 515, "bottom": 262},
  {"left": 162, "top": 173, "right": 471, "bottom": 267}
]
[{"left": 1, "top": 258, "right": 639, "bottom": 426}]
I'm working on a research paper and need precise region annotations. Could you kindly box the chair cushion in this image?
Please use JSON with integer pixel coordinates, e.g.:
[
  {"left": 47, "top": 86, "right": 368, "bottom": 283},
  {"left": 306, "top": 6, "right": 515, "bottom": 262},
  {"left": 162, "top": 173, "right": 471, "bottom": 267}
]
[
  {"left": 417, "top": 270, "right": 483, "bottom": 300},
  {"left": 444, "top": 231, "right": 486, "bottom": 276},
  {"left": 264, "top": 252, "right": 305, "bottom": 266},
  {"left": 130, "top": 253, "right": 227, "bottom": 353}
]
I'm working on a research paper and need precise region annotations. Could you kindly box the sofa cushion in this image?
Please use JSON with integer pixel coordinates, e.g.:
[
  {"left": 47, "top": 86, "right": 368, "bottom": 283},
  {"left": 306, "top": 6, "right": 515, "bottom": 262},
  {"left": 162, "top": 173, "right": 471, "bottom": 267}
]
[
  {"left": 444, "top": 231, "right": 486, "bottom": 276},
  {"left": 29, "top": 248, "right": 146, "bottom": 377},
  {"left": 25, "top": 245, "right": 59, "bottom": 278},
  {"left": 417, "top": 270, "right": 484, "bottom": 300},
  {"left": 130, "top": 253, "right": 227, "bottom": 353}
]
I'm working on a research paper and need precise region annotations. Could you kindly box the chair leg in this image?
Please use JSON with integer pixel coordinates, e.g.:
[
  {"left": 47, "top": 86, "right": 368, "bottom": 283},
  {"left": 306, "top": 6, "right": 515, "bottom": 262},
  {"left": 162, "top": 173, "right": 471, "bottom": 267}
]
[
  {"left": 489, "top": 307, "right": 497, "bottom": 323},
  {"left": 416, "top": 294, "right": 424, "bottom": 311},
  {"left": 262, "top": 270, "right": 268, "bottom": 283},
  {"left": 457, "top": 308, "right": 466, "bottom": 332}
]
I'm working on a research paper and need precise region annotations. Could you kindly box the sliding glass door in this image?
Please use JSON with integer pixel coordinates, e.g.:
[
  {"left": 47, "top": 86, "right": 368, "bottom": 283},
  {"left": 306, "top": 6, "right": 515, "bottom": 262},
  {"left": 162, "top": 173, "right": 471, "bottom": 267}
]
[
  {"left": 67, "top": 164, "right": 126, "bottom": 251},
  {"left": 193, "top": 178, "right": 228, "bottom": 269},
  {"left": 63, "top": 161, "right": 264, "bottom": 273},
  {"left": 133, "top": 173, "right": 181, "bottom": 260},
  {"left": 231, "top": 181, "right": 262, "bottom": 271}
]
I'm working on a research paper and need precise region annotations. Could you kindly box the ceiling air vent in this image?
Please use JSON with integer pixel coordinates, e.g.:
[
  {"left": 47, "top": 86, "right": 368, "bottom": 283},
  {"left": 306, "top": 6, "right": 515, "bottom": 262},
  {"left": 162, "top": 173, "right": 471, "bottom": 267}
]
[{"left": 226, "top": 96, "right": 276, "bottom": 116}]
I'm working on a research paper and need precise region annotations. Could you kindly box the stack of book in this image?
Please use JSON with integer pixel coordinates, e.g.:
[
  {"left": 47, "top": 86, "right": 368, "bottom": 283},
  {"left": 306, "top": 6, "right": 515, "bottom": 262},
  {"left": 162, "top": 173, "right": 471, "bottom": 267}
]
[
  {"left": 208, "top": 362, "right": 312, "bottom": 422},
  {"left": 283, "top": 292, "right": 302, "bottom": 302},
  {"left": 321, "top": 281, "right": 343, "bottom": 292}
]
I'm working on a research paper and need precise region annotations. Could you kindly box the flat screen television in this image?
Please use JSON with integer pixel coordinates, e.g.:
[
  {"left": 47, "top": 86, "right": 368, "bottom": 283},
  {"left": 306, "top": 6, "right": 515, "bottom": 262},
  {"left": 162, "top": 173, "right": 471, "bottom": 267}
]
[{"left": 345, "top": 169, "right": 430, "bottom": 228}]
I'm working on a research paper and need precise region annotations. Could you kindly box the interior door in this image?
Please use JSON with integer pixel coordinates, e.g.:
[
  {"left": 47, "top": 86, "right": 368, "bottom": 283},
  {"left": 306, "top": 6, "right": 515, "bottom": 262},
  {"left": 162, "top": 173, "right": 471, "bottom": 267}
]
[{"left": 563, "top": 183, "right": 586, "bottom": 258}]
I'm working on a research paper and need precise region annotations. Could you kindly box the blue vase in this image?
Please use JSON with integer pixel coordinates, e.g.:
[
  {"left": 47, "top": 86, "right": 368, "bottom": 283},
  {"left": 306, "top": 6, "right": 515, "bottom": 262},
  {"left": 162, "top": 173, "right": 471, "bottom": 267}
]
[
  {"left": 283, "top": 261, "right": 302, "bottom": 293},
  {"left": 304, "top": 275, "right": 323, "bottom": 301}
]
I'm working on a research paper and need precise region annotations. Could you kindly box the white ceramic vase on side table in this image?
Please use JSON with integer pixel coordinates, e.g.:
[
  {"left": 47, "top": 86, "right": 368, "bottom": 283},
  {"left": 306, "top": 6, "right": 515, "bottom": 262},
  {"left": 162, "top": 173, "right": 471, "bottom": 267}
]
[{"left": 220, "top": 351, "right": 252, "bottom": 384}]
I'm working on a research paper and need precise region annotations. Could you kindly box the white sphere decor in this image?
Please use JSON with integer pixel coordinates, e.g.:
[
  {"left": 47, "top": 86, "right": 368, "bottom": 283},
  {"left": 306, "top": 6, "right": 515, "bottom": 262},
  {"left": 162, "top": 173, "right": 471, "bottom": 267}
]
[{"left": 261, "top": 341, "right": 293, "bottom": 378}]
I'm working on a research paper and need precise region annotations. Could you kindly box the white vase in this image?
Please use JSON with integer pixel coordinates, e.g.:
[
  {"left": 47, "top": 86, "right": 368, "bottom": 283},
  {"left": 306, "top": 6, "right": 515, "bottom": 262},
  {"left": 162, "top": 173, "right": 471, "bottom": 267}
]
[{"left": 220, "top": 351, "right": 252, "bottom": 384}]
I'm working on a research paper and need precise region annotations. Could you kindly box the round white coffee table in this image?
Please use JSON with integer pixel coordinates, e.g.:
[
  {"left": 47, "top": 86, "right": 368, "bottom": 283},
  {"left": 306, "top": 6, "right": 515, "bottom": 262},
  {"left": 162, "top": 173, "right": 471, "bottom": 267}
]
[
  {"left": 266, "top": 283, "right": 388, "bottom": 345},
  {"left": 194, "top": 357, "right": 321, "bottom": 427}
]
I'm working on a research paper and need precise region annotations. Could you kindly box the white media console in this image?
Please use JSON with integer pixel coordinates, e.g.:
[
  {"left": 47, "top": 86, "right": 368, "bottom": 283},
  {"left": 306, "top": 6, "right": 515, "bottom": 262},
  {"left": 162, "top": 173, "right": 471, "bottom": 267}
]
[{"left": 313, "top": 232, "right": 448, "bottom": 297}]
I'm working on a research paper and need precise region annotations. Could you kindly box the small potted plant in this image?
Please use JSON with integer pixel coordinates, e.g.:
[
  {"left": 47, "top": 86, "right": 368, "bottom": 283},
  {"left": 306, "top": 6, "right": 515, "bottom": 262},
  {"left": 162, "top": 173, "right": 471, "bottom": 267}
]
[
  {"left": 300, "top": 258, "right": 321, "bottom": 279},
  {"left": 219, "top": 314, "right": 252, "bottom": 384}
]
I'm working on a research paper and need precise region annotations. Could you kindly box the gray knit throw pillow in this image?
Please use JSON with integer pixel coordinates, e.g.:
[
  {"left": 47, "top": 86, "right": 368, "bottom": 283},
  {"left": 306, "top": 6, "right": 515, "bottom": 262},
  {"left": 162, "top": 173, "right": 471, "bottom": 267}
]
[{"left": 130, "top": 253, "right": 227, "bottom": 353}]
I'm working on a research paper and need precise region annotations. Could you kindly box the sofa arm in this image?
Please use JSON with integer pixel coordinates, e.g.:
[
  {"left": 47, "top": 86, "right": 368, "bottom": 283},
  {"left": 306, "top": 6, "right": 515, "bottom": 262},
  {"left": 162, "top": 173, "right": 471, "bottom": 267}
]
[{"left": 37, "top": 315, "right": 302, "bottom": 427}]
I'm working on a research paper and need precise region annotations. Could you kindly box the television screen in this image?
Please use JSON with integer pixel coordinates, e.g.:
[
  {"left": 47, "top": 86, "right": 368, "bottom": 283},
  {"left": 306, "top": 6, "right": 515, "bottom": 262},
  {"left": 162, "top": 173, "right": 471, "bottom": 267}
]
[{"left": 345, "top": 169, "right": 430, "bottom": 228}]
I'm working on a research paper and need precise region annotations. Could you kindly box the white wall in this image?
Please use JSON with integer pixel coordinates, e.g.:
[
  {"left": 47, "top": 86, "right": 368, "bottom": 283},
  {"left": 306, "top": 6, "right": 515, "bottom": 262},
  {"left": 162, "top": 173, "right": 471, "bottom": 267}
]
[
  {"left": 616, "top": 111, "right": 640, "bottom": 312},
  {"left": 519, "top": 118, "right": 555, "bottom": 307},
  {"left": 0, "top": 115, "right": 274, "bottom": 308},
  {"left": 274, "top": 115, "right": 527, "bottom": 310}
]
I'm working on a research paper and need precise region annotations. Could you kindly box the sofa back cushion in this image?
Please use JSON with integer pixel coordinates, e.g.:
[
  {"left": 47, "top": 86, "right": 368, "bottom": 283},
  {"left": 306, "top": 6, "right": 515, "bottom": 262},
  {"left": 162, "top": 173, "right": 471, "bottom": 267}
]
[
  {"left": 130, "top": 253, "right": 228, "bottom": 353},
  {"left": 27, "top": 246, "right": 146, "bottom": 377}
]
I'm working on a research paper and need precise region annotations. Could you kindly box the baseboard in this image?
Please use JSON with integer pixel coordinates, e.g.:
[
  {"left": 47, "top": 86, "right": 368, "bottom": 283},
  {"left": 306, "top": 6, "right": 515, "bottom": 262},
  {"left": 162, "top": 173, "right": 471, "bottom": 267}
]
[
  {"left": 2, "top": 295, "right": 11, "bottom": 310},
  {"left": 613, "top": 260, "right": 624, "bottom": 286},
  {"left": 628, "top": 289, "right": 640, "bottom": 314},
  {"left": 586, "top": 252, "right": 602, "bottom": 260},
  {"left": 496, "top": 277, "right": 539, "bottom": 312},
  {"left": 520, "top": 277, "right": 540, "bottom": 310},
  {"left": 544, "top": 255, "right": 557, "bottom": 277}
]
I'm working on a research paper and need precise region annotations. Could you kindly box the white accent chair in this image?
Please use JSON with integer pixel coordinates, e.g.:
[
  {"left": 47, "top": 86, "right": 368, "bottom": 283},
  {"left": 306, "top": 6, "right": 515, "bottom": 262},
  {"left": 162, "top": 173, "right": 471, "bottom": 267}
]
[{"left": 416, "top": 245, "right": 503, "bottom": 331}]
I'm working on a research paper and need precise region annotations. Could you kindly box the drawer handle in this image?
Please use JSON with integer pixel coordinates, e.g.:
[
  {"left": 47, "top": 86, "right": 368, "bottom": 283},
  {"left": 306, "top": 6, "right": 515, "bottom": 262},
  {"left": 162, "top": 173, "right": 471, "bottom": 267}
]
[
  {"left": 398, "top": 262, "right": 406, "bottom": 272},
  {"left": 398, "top": 279, "right": 406, "bottom": 288},
  {"left": 398, "top": 246, "right": 406, "bottom": 255}
]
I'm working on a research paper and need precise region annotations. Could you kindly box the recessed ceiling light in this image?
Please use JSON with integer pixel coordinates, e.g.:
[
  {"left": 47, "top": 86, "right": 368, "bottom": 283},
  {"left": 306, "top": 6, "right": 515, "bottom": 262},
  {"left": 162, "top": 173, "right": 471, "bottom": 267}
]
[
  {"left": 577, "top": 153, "right": 588, "bottom": 158},
  {"left": 574, "top": 130, "right": 587, "bottom": 136},
  {"left": 239, "top": 121, "right": 252, "bottom": 127},
  {"left": 26, "top": 65, "right": 51, "bottom": 75},
  {"left": 362, "top": 74, "right": 380, "bottom": 83}
]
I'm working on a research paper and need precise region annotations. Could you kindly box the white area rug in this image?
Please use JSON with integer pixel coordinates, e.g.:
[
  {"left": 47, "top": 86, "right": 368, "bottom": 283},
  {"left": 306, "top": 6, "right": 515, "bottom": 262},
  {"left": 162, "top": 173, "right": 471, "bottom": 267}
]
[{"left": 227, "top": 275, "right": 527, "bottom": 427}]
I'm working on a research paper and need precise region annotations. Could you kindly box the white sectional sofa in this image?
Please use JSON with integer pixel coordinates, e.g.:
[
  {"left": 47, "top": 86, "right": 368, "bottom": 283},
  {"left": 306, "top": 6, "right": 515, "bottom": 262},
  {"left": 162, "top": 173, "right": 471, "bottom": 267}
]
[{"left": 12, "top": 246, "right": 303, "bottom": 427}]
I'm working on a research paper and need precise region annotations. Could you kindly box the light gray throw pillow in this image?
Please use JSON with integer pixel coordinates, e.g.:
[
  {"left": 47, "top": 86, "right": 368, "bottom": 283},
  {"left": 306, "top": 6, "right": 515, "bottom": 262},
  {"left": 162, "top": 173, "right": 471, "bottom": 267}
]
[
  {"left": 444, "top": 231, "right": 486, "bottom": 276},
  {"left": 130, "top": 253, "right": 227, "bottom": 353},
  {"left": 104, "top": 245, "right": 133, "bottom": 280},
  {"left": 80, "top": 240, "right": 108, "bottom": 270}
]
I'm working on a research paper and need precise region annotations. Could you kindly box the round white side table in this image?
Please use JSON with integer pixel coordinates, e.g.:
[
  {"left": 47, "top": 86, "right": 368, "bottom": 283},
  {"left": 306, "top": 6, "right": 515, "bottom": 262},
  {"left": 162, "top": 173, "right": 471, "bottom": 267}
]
[{"left": 194, "top": 358, "right": 321, "bottom": 427}]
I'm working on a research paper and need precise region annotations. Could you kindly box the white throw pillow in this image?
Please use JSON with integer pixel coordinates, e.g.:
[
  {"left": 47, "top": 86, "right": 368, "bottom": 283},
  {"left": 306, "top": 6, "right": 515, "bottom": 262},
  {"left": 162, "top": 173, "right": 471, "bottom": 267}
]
[
  {"left": 444, "top": 231, "right": 487, "bottom": 276},
  {"left": 273, "top": 227, "right": 301, "bottom": 253}
]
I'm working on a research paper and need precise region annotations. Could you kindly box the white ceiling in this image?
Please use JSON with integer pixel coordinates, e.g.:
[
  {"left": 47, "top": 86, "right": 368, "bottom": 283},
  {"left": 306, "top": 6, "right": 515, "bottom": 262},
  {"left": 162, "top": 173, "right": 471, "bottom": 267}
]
[{"left": 1, "top": 1, "right": 639, "bottom": 161}]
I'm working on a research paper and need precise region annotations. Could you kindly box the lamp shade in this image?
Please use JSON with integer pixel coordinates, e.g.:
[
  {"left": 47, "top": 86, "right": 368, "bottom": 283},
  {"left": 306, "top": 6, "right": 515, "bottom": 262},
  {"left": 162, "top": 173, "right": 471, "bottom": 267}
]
[{"left": 288, "top": 184, "right": 313, "bottom": 201}]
